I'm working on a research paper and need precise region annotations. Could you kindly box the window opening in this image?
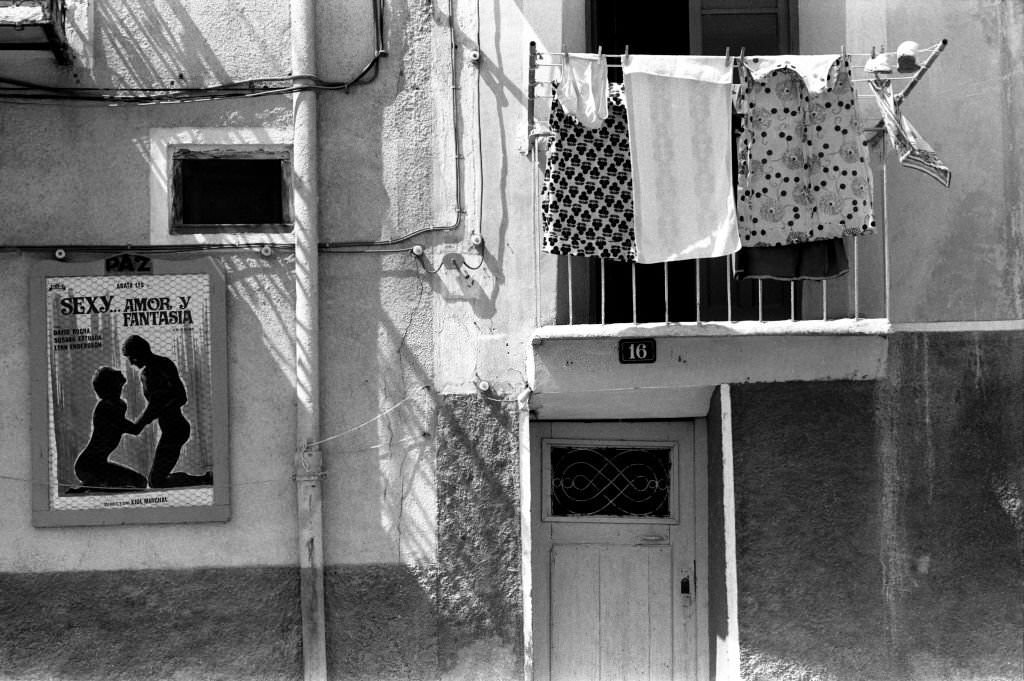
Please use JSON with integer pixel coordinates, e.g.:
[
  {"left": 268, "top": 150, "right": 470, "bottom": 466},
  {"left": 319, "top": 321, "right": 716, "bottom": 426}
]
[{"left": 170, "top": 147, "right": 293, "bottom": 234}]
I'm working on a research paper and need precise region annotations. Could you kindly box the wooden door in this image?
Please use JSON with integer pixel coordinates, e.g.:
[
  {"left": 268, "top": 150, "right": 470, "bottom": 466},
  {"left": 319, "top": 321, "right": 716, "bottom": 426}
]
[{"left": 531, "top": 421, "right": 705, "bottom": 681}]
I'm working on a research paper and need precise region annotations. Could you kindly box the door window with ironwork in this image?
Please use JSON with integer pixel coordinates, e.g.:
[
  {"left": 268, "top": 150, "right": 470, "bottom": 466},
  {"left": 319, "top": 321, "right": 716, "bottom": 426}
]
[{"left": 542, "top": 439, "right": 678, "bottom": 522}]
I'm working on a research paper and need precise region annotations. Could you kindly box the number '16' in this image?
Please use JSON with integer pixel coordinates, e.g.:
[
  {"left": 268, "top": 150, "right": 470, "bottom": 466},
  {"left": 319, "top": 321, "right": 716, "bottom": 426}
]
[{"left": 627, "top": 343, "right": 647, "bottom": 360}]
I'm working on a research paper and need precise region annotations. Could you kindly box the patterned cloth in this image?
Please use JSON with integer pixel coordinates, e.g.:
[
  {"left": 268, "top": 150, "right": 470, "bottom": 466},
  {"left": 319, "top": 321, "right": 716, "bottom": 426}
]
[
  {"left": 541, "top": 83, "right": 636, "bottom": 262},
  {"left": 736, "top": 56, "right": 875, "bottom": 247},
  {"left": 869, "top": 78, "right": 951, "bottom": 187}
]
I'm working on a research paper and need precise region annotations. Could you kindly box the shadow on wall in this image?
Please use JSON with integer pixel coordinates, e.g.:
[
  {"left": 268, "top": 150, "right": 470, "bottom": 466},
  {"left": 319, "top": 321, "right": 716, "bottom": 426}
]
[
  {"left": 92, "top": 1, "right": 288, "bottom": 87},
  {"left": 435, "top": 394, "right": 522, "bottom": 680}
]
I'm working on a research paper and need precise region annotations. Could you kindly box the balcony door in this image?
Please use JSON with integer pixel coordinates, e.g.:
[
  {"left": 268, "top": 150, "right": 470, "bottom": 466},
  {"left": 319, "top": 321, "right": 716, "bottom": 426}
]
[{"left": 558, "top": 0, "right": 799, "bottom": 324}]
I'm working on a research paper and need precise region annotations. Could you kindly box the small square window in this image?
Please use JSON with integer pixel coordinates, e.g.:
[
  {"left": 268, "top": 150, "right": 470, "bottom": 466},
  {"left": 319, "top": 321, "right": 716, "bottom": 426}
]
[{"left": 169, "top": 147, "right": 293, "bottom": 234}]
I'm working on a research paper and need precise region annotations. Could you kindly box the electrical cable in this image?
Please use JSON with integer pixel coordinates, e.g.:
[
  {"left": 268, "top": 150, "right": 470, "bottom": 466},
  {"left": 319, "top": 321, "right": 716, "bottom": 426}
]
[
  {"left": 0, "top": 0, "right": 387, "bottom": 105},
  {"left": 0, "top": 0, "right": 470, "bottom": 260}
]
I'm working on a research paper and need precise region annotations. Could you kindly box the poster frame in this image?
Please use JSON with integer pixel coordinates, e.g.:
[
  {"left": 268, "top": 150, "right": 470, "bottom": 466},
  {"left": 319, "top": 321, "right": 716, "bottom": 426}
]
[{"left": 29, "top": 254, "right": 230, "bottom": 526}]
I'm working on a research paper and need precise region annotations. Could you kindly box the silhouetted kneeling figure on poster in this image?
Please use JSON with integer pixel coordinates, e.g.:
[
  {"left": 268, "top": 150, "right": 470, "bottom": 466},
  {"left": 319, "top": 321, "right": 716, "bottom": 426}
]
[
  {"left": 72, "top": 366, "right": 147, "bottom": 493},
  {"left": 122, "top": 335, "right": 212, "bottom": 488}
]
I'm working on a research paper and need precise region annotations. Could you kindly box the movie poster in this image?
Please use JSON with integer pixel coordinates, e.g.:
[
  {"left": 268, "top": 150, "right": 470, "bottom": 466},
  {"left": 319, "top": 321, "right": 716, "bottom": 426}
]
[{"left": 31, "top": 256, "right": 228, "bottom": 524}]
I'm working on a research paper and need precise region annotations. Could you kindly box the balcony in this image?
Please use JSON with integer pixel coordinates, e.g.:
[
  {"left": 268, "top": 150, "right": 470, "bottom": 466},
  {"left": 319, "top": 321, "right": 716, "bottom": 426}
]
[{"left": 0, "top": 0, "right": 70, "bottom": 64}]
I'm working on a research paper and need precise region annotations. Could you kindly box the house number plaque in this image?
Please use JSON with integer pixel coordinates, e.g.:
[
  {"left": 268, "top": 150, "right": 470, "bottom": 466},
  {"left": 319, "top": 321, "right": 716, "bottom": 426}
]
[{"left": 618, "top": 338, "right": 656, "bottom": 364}]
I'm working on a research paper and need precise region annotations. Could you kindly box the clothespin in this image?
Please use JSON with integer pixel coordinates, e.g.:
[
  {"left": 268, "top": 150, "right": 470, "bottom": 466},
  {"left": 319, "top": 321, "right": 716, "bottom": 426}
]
[
  {"left": 841, "top": 44, "right": 847, "bottom": 63},
  {"left": 738, "top": 47, "right": 746, "bottom": 64},
  {"left": 724, "top": 46, "right": 730, "bottom": 66},
  {"left": 624, "top": 44, "right": 630, "bottom": 59},
  {"left": 597, "top": 45, "right": 602, "bottom": 57}
]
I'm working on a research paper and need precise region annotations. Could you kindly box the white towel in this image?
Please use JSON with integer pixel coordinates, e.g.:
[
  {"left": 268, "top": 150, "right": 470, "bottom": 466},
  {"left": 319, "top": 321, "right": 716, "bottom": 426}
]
[
  {"left": 556, "top": 53, "right": 609, "bottom": 129},
  {"left": 622, "top": 55, "right": 740, "bottom": 263}
]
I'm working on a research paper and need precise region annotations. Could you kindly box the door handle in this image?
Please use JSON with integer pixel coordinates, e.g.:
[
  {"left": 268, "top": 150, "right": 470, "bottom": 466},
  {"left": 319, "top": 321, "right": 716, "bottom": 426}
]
[{"left": 639, "top": 534, "right": 666, "bottom": 542}]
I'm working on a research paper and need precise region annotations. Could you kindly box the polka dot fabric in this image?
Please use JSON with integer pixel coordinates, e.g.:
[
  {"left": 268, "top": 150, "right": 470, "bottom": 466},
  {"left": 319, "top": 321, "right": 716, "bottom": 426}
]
[
  {"left": 736, "top": 57, "right": 875, "bottom": 247},
  {"left": 541, "top": 83, "right": 636, "bottom": 262}
]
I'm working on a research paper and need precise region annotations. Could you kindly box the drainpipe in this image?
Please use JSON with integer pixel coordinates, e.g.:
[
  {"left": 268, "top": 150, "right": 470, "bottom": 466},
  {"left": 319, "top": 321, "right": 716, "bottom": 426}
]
[{"left": 291, "top": 0, "right": 326, "bottom": 679}]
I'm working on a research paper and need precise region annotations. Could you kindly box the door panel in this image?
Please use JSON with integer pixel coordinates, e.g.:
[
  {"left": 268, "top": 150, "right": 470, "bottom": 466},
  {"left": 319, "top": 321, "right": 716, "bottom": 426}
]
[
  {"left": 550, "top": 544, "right": 601, "bottom": 681},
  {"left": 550, "top": 543, "right": 673, "bottom": 681}
]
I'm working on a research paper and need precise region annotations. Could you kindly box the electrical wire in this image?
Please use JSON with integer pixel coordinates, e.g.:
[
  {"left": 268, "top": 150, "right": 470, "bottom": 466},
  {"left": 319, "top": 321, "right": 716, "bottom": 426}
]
[
  {"left": 0, "top": 0, "right": 387, "bottom": 105},
  {"left": 0, "top": 0, "right": 473, "bottom": 260}
]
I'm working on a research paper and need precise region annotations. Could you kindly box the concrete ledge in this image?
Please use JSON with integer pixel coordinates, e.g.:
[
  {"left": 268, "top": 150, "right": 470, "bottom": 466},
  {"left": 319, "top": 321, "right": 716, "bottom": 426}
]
[{"left": 529, "top": 321, "right": 889, "bottom": 419}]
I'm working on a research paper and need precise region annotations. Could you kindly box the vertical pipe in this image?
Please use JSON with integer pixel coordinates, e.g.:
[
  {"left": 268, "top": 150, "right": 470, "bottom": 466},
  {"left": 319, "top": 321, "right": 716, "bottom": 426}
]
[
  {"left": 527, "top": 42, "right": 537, "bottom": 156},
  {"left": 291, "top": 0, "right": 326, "bottom": 679}
]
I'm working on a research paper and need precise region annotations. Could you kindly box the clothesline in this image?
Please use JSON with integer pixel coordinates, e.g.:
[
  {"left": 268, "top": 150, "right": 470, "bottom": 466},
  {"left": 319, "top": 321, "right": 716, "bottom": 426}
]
[
  {"left": 533, "top": 41, "right": 946, "bottom": 67},
  {"left": 532, "top": 41, "right": 951, "bottom": 285}
]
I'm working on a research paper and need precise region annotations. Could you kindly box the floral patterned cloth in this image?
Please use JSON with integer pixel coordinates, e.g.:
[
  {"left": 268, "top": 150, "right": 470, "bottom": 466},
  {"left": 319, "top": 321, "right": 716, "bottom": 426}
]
[
  {"left": 541, "top": 83, "right": 636, "bottom": 262},
  {"left": 736, "top": 56, "right": 875, "bottom": 247}
]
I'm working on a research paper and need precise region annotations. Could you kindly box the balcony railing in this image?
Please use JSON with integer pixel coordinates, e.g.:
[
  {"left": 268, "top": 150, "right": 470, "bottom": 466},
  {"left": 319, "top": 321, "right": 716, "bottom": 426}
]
[
  {"left": 533, "top": 132, "right": 892, "bottom": 328},
  {"left": 549, "top": 228, "right": 887, "bottom": 326}
]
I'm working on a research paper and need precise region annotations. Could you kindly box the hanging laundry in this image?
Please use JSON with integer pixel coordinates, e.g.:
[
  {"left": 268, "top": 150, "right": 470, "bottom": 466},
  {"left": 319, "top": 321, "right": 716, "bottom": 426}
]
[
  {"left": 541, "top": 82, "right": 636, "bottom": 262},
  {"left": 622, "top": 55, "right": 740, "bottom": 263},
  {"left": 556, "top": 53, "right": 610, "bottom": 129},
  {"left": 869, "top": 78, "right": 951, "bottom": 187},
  {"left": 736, "top": 55, "right": 876, "bottom": 248},
  {"left": 734, "top": 239, "right": 849, "bottom": 281}
]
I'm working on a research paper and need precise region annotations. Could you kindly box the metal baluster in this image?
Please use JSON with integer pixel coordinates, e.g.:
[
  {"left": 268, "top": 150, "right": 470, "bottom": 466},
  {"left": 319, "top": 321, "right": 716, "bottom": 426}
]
[
  {"left": 631, "top": 262, "right": 638, "bottom": 324},
  {"left": 726, "top": 255, "right": 734, "bottom": 323},
  {"left": 853, "top": 236, "right": 860, "bottom": 319},
  {"left": 822, "top": 280, "right": 828, "bottom": 321},
  {"left": 882, "top": 140, "right": 891, "bottom": 320},
  {"left": 790, "top": 281, "right": 796, "bottom": 320},
  {"left": 567, "top": 256, "right": 574, "bottom": 325},
  {"left": 532, "top": 137, "right": 541, "bottom": 325},
  {"left": 695, "top": 259, "right": 702, "bottom": 323},
  {"left": 601, "top": 259, "right": 607, "bottom": 324},
  {"left": 757, "top": 280, "right": 764, "bottom": 322},
  {"left": 664, "top": 262, "right": 670, "bottom": 323}
]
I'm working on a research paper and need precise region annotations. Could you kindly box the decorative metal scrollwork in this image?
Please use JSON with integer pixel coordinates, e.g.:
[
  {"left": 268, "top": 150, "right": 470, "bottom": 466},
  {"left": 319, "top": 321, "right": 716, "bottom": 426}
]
[{"left": 550, "top": 445, "right": 671, "bottom": 517}]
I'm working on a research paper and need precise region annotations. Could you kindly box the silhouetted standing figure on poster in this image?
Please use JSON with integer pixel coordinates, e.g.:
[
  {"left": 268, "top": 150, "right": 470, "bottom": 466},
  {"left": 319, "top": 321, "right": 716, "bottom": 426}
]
[
  {"left": 71, "top": 366, "right": 147, "bottom": 492},
  {"left": 122, "top": 334, "right": 212, "bottom": 488}
]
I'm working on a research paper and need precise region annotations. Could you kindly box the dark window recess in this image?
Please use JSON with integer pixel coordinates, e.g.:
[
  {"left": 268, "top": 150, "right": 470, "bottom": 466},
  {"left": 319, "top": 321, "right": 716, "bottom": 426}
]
[
  {"left": 574, "top": 0, "right": 799, "bottom": 323},
  {"left": 171, "top": 151, "right": 293, "bottom": 233}
]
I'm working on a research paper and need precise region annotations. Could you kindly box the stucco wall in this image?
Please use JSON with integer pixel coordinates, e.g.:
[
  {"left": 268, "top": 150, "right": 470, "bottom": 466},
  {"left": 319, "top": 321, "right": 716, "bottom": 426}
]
[
  {"left": 435, "top": 394, "right": 522, "bottom": 681},
  {"left": 0, "top": 567, "right": 302, "bottom": 681},
  {"left": 0, "top": 0, "right": 454, "bottom": 574},
  {"left": 731, "top": 332, "right": 1024, "bottom": 681},
  {"left": 844, "top": 0, "right": 1024, "bottom": 322}
]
